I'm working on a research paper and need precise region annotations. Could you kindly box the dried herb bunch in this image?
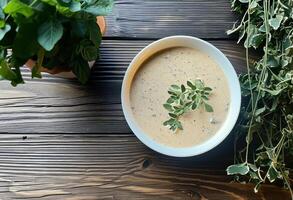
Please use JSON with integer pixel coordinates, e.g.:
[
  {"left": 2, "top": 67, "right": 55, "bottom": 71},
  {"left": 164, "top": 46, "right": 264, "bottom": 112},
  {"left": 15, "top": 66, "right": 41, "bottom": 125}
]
[{"left": 226, "top": 0, "right": 293, "bottom": 197}]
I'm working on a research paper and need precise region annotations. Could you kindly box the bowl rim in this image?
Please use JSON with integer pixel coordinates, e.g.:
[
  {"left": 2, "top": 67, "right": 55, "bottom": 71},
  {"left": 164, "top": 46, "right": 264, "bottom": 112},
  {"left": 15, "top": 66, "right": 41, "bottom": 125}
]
[{"left": 121, "top": 35, "right": 241, "bottom": 157}]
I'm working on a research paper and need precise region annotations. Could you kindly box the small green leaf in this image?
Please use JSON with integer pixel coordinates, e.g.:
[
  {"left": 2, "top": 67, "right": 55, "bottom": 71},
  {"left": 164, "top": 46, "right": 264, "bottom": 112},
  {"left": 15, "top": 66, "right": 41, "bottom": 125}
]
[
  {"left": 84, "top": 0, "right": 114, "bottom": 16},
  {"left": 267, "top": 165, "right": 280, "bottom": 183},
  {"left": 168, "top": 113, "right": 177, "bottom": 118},
  {"left": 254, "top": 107, "right": 266, "bottom": 116},
  {"left": 0, "top": 8, "right": 5, "bottom": 19},
  {"left": 171, "top": 84, "right": 180, "bottom": 90},
  {"left": 192, "top": 102, "right": 197, "bottom": 110},
  {"left": 204, "top": 103, "right": 214, "bottom": 112},
  {"left": 204, "top": 87, "right": 212, "bottom": 91},
  {"left": 250, "top": 34, "right": 265, "bottom": 49},
  {"left": 260, "top": 87, "right": 283, "bottom": 96},
  {"left": 202, "top": 96, "right": 209, "bottom": 100},
  {"left": 269, "top": 15, "right": 283, "bottom": 30},
  {"left": 259, "top": 24, "right": 266, "bottom": 33},
  {"left": 81, "top": 45, "right": 98, "bottom": 61},
  {"left": 4, "top": 0, "right": 34, "bottom": 17},
  {"left": 37, "top": 19, "right": 64, "bottom": 51},
  {"left": 187, "top": 81, "right": 194, "bottom": 89},
  {"left": 194, "top": 79, "right": 204, "bottom": 89},
  {"left": 163, "top": 103, "right": 173, "bottom": 112},
  {"left": 166, "top": 98, "right": 174, "bottom": 104},
  {"left": 0, "top": 0, "right": 7, "bottom": 8},
  {"left": 168, "top": 90, "right": 178, "bottom": 96},
  {"left": 68, "top": 1, "right": 81, "bottom": 12},
  {"left": 181, "top": 84, "right": 186, "bottom": 92},
  {"left": 185, "top": 101, "right": 192, "bottom": 107},
  {"left": 0, "top": 59, "right": 17, "bottom": 80},
  {"left": 71, "top": 57, "right": 91, "bottom": 84},
  {"left": 163, "top": 118, "right": 175, "bottom": 126},
  {"left": 226, "top": 163, "right": 249, "bottom": 175},
  {"left": 249, "top": 0, "right": 258, "bottom": 9},
  {"left": 87, "top": 20, "right": 102, "bottom": 48}
]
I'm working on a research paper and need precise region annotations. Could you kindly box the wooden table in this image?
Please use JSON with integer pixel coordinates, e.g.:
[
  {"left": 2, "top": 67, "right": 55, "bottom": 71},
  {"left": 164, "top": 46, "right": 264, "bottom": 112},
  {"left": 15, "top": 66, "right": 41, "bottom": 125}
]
[{"left": 0, "top": 1, "right": 290, "bottom": 199}]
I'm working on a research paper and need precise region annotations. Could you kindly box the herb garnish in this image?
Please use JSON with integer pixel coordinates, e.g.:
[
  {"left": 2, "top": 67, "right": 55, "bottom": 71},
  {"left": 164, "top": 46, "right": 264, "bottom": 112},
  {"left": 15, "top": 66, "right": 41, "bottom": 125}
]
[
  {"left": 163, "top": 80, "right": 213, "bottom": 132},
  {"left": 227, "top": 0, "right": 293, "bottom": 197}
]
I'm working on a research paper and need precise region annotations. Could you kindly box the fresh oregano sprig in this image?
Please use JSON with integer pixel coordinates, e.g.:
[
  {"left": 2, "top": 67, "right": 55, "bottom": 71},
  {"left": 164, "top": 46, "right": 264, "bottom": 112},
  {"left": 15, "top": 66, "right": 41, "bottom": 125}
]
[{"left": 163, "top": 79, "right": 213, "bottom": 132}]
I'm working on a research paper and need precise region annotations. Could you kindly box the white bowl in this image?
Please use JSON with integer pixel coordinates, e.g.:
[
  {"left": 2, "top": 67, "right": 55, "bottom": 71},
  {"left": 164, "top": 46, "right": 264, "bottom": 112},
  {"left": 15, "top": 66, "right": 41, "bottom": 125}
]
[{"left": 121, "top": 35, "right": 241, "bottom": 157}]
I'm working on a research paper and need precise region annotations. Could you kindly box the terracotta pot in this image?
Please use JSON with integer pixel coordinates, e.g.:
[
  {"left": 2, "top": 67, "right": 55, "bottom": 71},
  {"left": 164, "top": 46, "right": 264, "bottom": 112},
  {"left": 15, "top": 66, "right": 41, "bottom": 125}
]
[{"left": 26, "top": 16, "right": 106, "bottom": 78}]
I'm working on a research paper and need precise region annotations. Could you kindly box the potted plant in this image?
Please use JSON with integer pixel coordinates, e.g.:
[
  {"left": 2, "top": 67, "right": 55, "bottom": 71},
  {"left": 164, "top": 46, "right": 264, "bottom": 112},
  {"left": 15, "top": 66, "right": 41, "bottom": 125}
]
[{"left": 0, "top": 0, "right": 113, "bottom": 86}]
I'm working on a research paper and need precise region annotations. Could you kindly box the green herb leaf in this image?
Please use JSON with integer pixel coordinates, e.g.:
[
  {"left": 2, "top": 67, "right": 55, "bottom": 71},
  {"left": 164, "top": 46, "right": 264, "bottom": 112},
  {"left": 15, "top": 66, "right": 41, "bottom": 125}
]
[
  {"left": 204, "top": 103, "right": 214, "bottom": 112},
  {"left": 181, "top": 84, "right": 186, "bottom": 92},
  {"left": 268, "top": 14, "right": 283, "bottom": 30},
  {"left": 171, "top": 84, "right": 180, "bottom": 90},
  {"left": 166, "top": 97, "right": 174, "bottom": 104},
  {"left": 168, "top": 113, "right": 177, "bottom": 118},
  {"left": 163, "top": 103, "right": 173, "bottom": 112},
  {"left": 226, "top": 164, "right": 249, "bottom": 175},
  {"left": 0, "top": 0, "right": 7, "bottom": 8},
  {"left": 194, "top": 79, "right": 204, "bottom": 89},
  {"left": 4, "top": 0, "right": 34, "bottom": 18},
  {"left": 37, "top": 19, "right": 64, "bottom": 51},
  {"left": 0, "top": 59, "right": 17, "bottom": 80},
  {"left": 84, "top": 0, "right": 114, "bottom": 16},
  {"left": 187, "top": 81, "right": 194, "bottom": 89},
  {"left": 77, "top": 40, "right": 98, "bottom": 61},
  {"left": 71, "top": 57, "right": 91, "bottom": 84},
  {"left": 267, "top": 165, "right": 279, "bottom": 183},
  {"left": 204, "top": 87, "right": 212, "bottom": 91}
]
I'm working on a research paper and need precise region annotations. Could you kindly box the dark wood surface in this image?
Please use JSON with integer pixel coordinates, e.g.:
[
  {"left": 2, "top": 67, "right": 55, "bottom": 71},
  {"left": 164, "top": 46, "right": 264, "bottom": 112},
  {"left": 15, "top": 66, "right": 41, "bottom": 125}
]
[
  {"left": 0, "top": 40, "right": 246, "bottom": 133},
  {"left": 0, "top": 0, "right": 290, "bottom": 199}
]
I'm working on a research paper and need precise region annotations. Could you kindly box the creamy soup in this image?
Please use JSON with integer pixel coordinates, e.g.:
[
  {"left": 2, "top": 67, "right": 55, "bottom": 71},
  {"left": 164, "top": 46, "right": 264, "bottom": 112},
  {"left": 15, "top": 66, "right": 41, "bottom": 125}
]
[{"left": 130, "top": 47, "right": 230, "bottom": 148}]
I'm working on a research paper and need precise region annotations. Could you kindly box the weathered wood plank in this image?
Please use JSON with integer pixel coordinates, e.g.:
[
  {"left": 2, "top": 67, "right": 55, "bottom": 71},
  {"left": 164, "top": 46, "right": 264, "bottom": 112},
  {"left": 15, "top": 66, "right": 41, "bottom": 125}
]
[
  {"left": 0, "top": 40, "right": 245, "bottom": 134},
  {"left": 106, "top": 0, "right": 237, "bottom": 39},
  {"left": 0, "top": 134, "right": 290, "bottom": 200}
]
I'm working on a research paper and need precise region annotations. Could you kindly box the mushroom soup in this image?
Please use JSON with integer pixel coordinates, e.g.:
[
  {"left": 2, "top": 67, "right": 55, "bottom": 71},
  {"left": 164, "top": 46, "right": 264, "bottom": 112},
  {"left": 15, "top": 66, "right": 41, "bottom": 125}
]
[{"left": 130, "top": 47, "right": 230, "bottom": 148}]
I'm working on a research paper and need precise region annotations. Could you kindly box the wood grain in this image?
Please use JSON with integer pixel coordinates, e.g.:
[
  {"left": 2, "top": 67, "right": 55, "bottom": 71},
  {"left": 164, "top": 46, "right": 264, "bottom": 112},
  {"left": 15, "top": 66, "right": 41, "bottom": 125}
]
[
  {"left": 1, "top": 1, "right": 286, "bottom": 199},
  {"left": 0, "top": 40, "right": 245, "bottom": 134},
  {"left": 0, "top": 134, "right": 290, "bottom": 200},
  {"left": 105, "top": 0, "right": 238, "bottom": 39}
]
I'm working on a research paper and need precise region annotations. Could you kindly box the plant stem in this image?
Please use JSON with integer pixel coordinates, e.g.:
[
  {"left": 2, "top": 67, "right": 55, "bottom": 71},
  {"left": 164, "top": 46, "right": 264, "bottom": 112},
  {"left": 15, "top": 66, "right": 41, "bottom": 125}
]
[
  {"left": 36, "top": 48, "right": 45, "bottom": 74},
  {"left": 244, "top": 0, "right": 253, "bottom": 163},
  {"left": 29, "top": 0, "right": 38, "bottom": 7},
  {"left": 245, "top": 0, "right": 270, "bottom": 163}
]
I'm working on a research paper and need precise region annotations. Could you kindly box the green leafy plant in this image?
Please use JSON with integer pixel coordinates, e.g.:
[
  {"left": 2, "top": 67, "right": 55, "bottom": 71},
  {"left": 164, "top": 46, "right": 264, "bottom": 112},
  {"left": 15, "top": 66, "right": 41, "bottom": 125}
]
[
  {"left": 163, "top": 79, "right": 213, "bottom": 132},
  {"left": 226, "top": 0, "right": 293, "bottom": 197},
  {"left": 0, "top": 0, "right": 113, "bottom": 86}
]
